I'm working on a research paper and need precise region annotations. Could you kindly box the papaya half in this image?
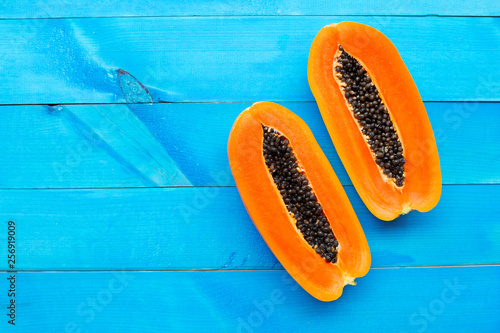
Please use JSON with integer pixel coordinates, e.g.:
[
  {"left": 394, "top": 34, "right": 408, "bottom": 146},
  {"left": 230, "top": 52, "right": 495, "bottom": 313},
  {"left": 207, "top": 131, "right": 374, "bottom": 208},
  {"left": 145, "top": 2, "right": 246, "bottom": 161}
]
[
  {"left": 308, "top": 22, "right": 442, "bottom": 221},
  {"left": 228, "top": 102, "right": 370, "bottom": 301}
]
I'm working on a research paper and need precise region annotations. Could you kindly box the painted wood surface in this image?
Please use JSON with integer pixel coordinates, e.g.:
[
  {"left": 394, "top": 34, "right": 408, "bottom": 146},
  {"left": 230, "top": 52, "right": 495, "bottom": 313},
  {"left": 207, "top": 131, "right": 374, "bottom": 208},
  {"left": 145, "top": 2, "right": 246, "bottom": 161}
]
[
  {"left": 1, "top": 267, "right": 498, "bottom": 331},
  {"left": 1, "top": 102, "right": 498, "bottom": 189},
  {"left": 0, "top": 17, "right": 499, "bottom": 105},
  {"left": 2, "top": 0, "right": 499, "bottom": 18},
  {"left": 1, "top": 185, "right": 499, "bottom": 270},
  {"left": 1, "top": 4, "right": 499, "bottom": 332}
]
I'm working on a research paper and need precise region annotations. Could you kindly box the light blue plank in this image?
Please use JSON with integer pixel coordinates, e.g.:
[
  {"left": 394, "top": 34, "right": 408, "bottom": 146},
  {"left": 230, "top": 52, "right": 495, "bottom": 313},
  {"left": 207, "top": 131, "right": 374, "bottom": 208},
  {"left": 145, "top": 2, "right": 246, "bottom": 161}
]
[
  {"left": 0, "top": 17, "right": 499, "bottom": 104},
  {"left": 1, "top": 267, "right": 498, "bottom": 331},
  {"left": 0, "top": 185, "right": 499, "bottom": 270},
  {"left": 1, "top": 102, "right": 498, "bottom": 189},
  {"left": 134, "top": 101, "right": 500, "bottom": 186},
  {"left": 53, "top": 104, "right": 189, "bottom": 186},
  {"left": 0, "top": 104, "right": 190, "bottom": 188},
  {"left": 1, "top": 0, "right": 499, "bottom": 18}
]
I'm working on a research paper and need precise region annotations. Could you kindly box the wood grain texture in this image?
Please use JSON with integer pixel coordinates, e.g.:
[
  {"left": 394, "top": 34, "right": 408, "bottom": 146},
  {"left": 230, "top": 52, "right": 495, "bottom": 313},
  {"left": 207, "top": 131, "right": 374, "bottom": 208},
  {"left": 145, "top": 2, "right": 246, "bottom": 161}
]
[
  {"left": 1, "top": 267, "right": 498, "bottom": 331},
  {"left": 1, "top": 185, "right": 499, "bottom": 270},
  {"left": 1, "top": 5, "right": 498, "bottom": 331},
  {"left": 1, "top": 102, "right": 498, "bottom": 189},
  {"left": 1, "top": 0, "right": 499, "bottom": 18},
  {"left": 0, "top": 17, "right": 499, "bottom": 104}
]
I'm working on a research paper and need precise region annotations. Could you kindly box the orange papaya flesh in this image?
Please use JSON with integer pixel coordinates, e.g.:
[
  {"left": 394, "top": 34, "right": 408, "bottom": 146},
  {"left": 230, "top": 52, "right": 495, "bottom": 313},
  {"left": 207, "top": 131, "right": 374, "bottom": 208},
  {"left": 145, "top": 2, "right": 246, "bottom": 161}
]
[
  {"left": 308, "top": 22, "right": 442, "bottom": 221},
  {"left": 228, "top": 102, "right": 371, "bottom": 301}
]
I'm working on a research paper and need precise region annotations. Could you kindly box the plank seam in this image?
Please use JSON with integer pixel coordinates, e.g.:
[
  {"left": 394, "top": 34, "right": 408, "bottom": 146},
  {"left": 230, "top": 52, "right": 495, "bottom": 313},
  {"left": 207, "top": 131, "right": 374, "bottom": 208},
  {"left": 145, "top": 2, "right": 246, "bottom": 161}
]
[
  {"left": 0, "top": 15, "right": 499, "bottom": 21},
  {"left": 2, "top": 264, "right": 499, "bottom": 273},
  {"left": 0, "top": 183, "right": 498, "bottom": 191},
  {"left": 0, "top": 100, "right": 499, "bottom": 107}
]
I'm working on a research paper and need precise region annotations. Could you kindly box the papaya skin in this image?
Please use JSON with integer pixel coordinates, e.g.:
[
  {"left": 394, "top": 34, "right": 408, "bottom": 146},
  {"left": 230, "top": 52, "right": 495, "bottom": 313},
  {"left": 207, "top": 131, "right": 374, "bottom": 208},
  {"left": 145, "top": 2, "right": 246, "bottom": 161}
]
[
  {"left": 308, "top": 22, "right": 442, "bottom": 221},
  {"left": 228, "top": 102, "right": 371, "bottom": 301}
]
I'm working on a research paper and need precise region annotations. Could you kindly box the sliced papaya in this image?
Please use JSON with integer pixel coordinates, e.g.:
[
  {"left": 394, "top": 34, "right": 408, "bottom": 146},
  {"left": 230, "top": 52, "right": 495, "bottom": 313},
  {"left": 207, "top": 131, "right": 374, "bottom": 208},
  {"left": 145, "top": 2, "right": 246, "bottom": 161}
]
[
  {"left": 228, "top": 102, "right": 370, "bottom": 301},
  {"left": 308, "top": 22, "right": 441, "bottom": 221}
]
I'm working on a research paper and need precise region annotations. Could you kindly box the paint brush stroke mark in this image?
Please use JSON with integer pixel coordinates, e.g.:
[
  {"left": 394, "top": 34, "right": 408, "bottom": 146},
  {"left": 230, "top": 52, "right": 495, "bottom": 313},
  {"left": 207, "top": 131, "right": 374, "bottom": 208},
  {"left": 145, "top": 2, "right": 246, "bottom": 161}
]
[
  {"left": 118, "top": 69, "right": 153, "bottom": 104},
  {"left": 30, "top": 20, "right": 164, "bottom": 103},
  {"left": 41, "top": 20, "right": 189, "bottom": 185},
  {"left": 128, "top": 104, "right": 214, "bottom": 186},
  {"left": 36, "top": 20, "right": 122, "bottom": 101},
  {"left": 47, "top": 105, "right": 191, "bottom": 187}
]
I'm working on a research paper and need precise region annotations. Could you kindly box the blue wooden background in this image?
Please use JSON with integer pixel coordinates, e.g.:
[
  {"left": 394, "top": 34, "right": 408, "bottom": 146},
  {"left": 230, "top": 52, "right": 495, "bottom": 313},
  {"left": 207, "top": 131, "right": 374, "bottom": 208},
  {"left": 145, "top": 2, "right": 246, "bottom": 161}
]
[{"left": 1, "top": 1, "right": 499, "bottom": 332}]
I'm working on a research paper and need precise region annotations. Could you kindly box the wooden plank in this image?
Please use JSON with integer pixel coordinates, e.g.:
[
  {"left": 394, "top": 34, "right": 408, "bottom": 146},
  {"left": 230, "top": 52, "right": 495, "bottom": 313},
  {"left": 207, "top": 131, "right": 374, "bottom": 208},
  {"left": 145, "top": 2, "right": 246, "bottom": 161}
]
[
  {"left": 1, "top": 102, "right": 498, "bottom": 189},
  {"left": 1, "top": 185, "right": 499, "bottom": 270},
  {"left": 0, "top": 17, "right": 499, "bottom": 104},
  {"left": 0, "top": 0, "right": 499, "bottom": 18},
  {"left": 1, "top": 267, "right": 498, "bottom": 331}
]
